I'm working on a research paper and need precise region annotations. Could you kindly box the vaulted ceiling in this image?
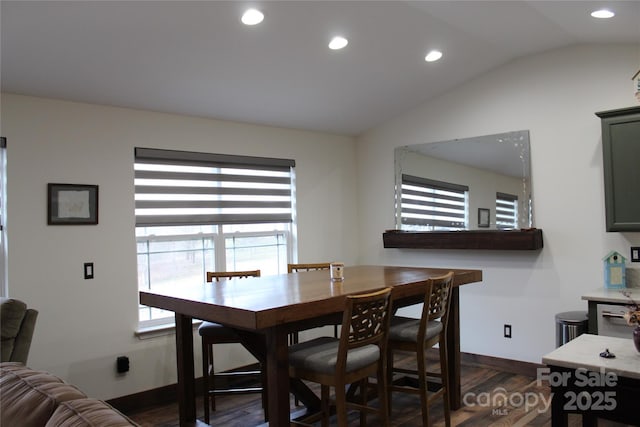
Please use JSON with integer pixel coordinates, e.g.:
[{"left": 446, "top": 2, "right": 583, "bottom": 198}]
[{"left": 2, "top": 1, "right": 639, "bottom": 135}]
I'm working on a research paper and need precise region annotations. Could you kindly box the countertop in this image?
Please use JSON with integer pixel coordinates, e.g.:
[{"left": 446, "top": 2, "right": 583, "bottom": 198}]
[
  {"left": 581, "top": 269, "right": 640, "bottom": 304},
  {"left": 542, "top": 334, "right": 640, "bottom": 380},
  {"left": 581, "top": 287, "right": 640, "bottom": 304}
]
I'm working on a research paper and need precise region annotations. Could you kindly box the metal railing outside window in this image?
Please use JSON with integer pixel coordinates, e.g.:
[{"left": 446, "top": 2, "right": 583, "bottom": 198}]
[{"left": 136, "top": 226, "right": 290, "bottom": 325}]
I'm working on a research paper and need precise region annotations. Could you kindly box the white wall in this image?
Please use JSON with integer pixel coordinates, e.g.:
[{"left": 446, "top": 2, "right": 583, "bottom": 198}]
[
  {"left": 356, "top": 44, "right": 640, "bottom": 363},
  {"left": 1, "top": 94, "right": 358, "bottom": 399}
]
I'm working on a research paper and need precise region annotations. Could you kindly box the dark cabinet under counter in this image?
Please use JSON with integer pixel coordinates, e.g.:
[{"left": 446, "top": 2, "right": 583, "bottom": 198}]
[{"left": 382, "top": 229, "right": 543, "bottom": 250}]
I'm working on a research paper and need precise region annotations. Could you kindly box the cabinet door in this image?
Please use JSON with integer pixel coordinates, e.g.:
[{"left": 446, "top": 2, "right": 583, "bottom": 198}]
[{"left": 597, "top": 107, "right": 640, "bottom": 231}]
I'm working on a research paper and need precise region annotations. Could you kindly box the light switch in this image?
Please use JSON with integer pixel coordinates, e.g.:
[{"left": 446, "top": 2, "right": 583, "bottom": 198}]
[
  {"left": 632, "top": 247, "right": 640, "bottom": 262},
  {"left": 84, "top": 262, "right": 94, "bottom": 279},
  {"left": 504, "top": 324, "right": 512, "bottom": 338}
]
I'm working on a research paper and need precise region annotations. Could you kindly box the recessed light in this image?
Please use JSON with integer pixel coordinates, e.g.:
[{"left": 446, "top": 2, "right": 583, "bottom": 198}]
[
  {"left": 425, "top": 50, "right": 443, "bottom": 62},
  {"left": 591, "top": 9, "right": 615, "bottom": 19},
  {"left": 241, "top": 8, "right": 264, "bottom": 26},
  {"left": 329, "top": 36, "right": 348, "bottom": 50}
]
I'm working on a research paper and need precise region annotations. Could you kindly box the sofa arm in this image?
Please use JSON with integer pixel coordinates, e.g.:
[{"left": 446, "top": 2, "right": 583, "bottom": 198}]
[
  {"left": 1, "top": 298, "right": 38, "bottom": 364},
  {"left": 13, "top": 308, "right": 38, "bottom": 364},
  {"left": 46, "top": 398, "right": 140, "bottom": 427}
]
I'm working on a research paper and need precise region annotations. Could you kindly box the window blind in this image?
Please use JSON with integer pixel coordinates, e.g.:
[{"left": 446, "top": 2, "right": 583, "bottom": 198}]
[
  {"left": 400, "top": 174, "right": 468, "bottom": 230},
  {"left": 496, "top": 192, "right": 518, "bottom": 229},
  {"left": 135, "top": 148, "right": 295, "bottom": 227}
]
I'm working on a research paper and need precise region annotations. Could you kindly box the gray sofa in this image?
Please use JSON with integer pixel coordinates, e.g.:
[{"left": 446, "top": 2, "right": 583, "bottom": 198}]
[{"left": 0, "top": 362, "right": 139, "bottom": 426}]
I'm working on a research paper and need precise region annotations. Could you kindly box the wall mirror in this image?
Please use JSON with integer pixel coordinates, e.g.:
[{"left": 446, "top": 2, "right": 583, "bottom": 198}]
[{"left": 394, "top": 130, "right": 532, "bottom": 231}]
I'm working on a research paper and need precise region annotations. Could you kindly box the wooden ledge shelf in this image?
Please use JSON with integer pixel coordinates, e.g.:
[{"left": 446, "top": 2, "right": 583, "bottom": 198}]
[{"left": 383, "top": 229, "right": 543, "bottom": 250}]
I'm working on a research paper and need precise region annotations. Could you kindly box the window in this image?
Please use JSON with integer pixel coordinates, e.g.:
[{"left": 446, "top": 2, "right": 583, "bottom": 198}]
[
  {"left": 399, "top": 174, "right": 468, "bottom": 231},
  {"left": 0, "top": 137, "right": 6, "bottom": 297},
  {"left": 135, "top": 148, "right": 296, "bottom": 325},
  {"left": 496, "top": 192, "right": 518, "bottom": 229}
]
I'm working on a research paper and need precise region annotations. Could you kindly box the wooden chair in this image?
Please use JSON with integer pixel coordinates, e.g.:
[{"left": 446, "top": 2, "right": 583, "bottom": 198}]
[
  {"left": 288, "top": 263, "right": 333, "bottom": 407},
  {"left": 287, "top": 263, "right": 333, "bottom": 344},
  {"left": 199, "top": 270, "right": 264, "bottom": 424},
  {"left": 386, "top": 271, "right": 455, "bottom": 427},
  {"left": 288, "top": 287, "right": 392, "bottom": 427},
  {"left": 287, "top": 262, "right": 332, "bottom": 274}
]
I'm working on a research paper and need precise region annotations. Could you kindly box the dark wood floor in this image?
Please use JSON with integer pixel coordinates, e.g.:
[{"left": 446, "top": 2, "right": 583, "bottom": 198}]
[{"left": 125, "top": 354, "right": 634, "bottom": 427}]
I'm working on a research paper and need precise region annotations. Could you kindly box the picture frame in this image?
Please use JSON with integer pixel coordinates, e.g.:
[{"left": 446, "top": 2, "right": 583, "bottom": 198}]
[
  {"left": 478, "top": 208, "right": 490, "bottom": 228},
  {"left": 48, "top": 183, "right": 99, "bottom": 225}
]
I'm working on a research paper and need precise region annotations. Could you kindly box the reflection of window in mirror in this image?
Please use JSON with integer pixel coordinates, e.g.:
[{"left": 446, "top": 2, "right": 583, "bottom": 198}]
[
  {"left": 395, "top": 130, "right": 532, "bottom": 231},
  {"left": 399, "top": 175, "right": 468, "bottom": 231},
  {"left": 496, "top": 192, "right": 518, "bottom": 229},
  {"left": 477, "top": 208, "right": 490, "bottom": 228}
]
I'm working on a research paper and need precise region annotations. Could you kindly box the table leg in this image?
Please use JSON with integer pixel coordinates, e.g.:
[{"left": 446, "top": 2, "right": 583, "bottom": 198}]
[
  {"left": 446, "top": 287, "right": 461, "bottom": 410},
  {"left": 581, "top": 414, "right": 598, "bottom": 427},
  {"left": 175, "top": 313, "right": 197, "bottom": 426},
  {"left": 587, "top": 301, "right": 598, "bottom": 334},
  {"left": 265, "top": 326, "right": 290, "bottom": 425},
  {"left": 550, "top": 385, "right": 568, "bottom": 427},
  {"left": 235, "top": 329, "right": 321, "bottom": 420}
]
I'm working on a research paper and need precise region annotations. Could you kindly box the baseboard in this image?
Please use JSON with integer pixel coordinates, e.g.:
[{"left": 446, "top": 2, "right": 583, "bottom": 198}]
[
  {"left": 107, "top": 363, "right": 261, "bottom": 413},
  {"left": 107, "top": 378, "right": 199, "bottom": 414},
  {"left": 460, "top": 352, "right": 544, "bottom": 377},
  {"left": 107, "top": 354, "right": 544, "bottom": 413}
]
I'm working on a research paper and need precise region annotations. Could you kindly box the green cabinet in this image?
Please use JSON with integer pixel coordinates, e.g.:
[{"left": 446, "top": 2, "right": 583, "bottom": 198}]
[{"left": 596, "top": 106, "right": 640, "bottom": 232}]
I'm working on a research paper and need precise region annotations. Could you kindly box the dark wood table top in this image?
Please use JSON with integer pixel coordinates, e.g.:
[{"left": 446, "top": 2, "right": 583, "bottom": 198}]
[{"left": 139, "top": 265, "right": 482, "bottom": 330}]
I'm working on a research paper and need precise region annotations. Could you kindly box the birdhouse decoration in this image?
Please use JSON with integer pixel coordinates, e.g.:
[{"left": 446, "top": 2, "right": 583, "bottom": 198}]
[{"left": 603, "top": 251, "right": 627, "bottom": 289}]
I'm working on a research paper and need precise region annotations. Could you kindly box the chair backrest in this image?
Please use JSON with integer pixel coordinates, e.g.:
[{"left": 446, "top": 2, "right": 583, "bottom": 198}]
[
  {"left": 336, "top": 287, "right": 392, "bottom": 371},
  {"left": 287, "top": 263, "right": 330, "bottom": 273},
  {"left": 420, "top": 271, "right": 455, "bottom": 337},
  {"left": 1, "top": 298, "right": 39, "bottom": 364},
  {"left": 206, "top": 270, "right": 261, "bottom": 282}
]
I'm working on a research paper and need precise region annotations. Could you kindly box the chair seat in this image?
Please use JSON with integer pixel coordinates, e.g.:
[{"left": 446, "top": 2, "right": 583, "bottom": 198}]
[
  {"left": 198, "top": 321, "right": 239, "bottom": 341},
  {"left": 289, "top": 336, "right": 380, "bottom": 375},
  {"left": 388, "top": 317, "right": 442, "bottom": 343}
]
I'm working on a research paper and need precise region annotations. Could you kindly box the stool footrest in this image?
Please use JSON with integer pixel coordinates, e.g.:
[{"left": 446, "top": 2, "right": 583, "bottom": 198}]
[
  {"left": 214, "top": 370, "right": 261, "bottom": 377},
  {"left": 210, "top": 386, "right": 263, "bottom": 395}
]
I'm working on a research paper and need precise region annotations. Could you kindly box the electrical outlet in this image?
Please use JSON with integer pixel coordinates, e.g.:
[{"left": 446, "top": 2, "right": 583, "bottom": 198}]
[
  {"left": 631, "top": 247, "right": 640, "bottom": 262},
  {"left": 504, "top": 324, "right": 512, "bottom": 338},
  {"left": 116, "top": 356, "right": 130, "bottom": 374}
]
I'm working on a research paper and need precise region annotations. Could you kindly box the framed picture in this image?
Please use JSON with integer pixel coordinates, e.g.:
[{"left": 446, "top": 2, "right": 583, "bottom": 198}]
[
  {"left": 48, "top": 183, "right": 99, "bottom": 225},
  {"left": 478, "top": 208, "right": 490, "bottom": 228}
]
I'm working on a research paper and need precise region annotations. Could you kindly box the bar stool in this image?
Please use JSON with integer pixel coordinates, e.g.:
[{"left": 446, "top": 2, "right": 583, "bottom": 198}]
[
  {"left": 288, "top": 287, "right": 392, "bottom": 427},
  {"left": 387, "top": 271, "right": 455, "bottom": 427},
  {"left": 287, "top": 263, "right": 332, "bottom": 344},
  {"left": 198, "top": 270, "right": 265, "bottom": 424}
]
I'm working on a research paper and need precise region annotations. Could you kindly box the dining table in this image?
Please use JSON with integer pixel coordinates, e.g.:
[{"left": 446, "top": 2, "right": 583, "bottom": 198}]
[{"left": 139, "top": 265, "right": 482, "bottom": 426}]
